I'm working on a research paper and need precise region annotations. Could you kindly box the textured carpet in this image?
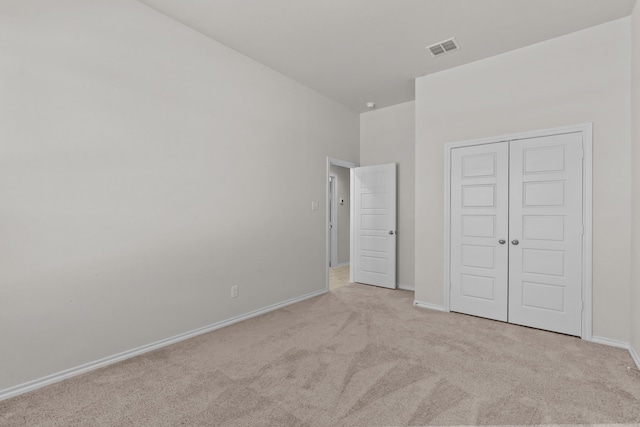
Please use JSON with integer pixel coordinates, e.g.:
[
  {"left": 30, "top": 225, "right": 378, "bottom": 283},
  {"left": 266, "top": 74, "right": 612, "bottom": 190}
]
[{"left": 1, "top": 283, "right": 640, "bottom": 426}]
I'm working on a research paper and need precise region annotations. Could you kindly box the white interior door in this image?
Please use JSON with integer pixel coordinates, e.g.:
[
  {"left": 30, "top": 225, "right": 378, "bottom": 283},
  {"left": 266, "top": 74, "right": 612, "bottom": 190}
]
[
  {"left": 508, "top": 132, "right": 583, "bottom": 336},
  {"left": 450, "top": 142, "right": 509, "bottom": 321},
  {"left": 352, "top": 163, "right": 396, "bottom": 288}
]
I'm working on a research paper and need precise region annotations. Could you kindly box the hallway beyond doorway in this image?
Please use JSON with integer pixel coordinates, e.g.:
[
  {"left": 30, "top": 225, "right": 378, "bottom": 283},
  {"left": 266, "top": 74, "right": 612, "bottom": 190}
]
[{"left": 329, "top": 265, "right": 349, "bottom": 290}]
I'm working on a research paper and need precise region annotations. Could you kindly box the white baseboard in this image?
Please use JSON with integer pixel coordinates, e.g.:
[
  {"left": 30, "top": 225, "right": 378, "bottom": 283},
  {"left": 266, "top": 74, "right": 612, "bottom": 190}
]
[
  {"left": 397, "top": 283, "right": 414, "bottom": 291},
  {"left": 332, "top": 262, "right": 350, "bottom": 268},
  {"left": 589, "top": 336, "right": 640, "bottom": 368},
  {"left": 413, "top": 300, "right": 447, "bottom": 312},
  {"left": 629, "top": 344, "right": 640, "bottom": 369},
  {"left": 590, "top": 335, "right": 630, "bottom": 350},
  {"left": 0, "top": 288, "right": 327, "bottom": 402}
]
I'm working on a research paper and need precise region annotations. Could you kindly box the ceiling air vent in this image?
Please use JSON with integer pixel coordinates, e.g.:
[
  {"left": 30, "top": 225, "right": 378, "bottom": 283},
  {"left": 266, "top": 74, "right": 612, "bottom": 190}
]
[{"left": 427, "top": 38, "right": 459, "bottom": 57}]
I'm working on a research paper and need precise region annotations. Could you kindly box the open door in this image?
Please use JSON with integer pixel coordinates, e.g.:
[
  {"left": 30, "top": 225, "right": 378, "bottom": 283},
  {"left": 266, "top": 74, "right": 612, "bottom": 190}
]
[{"left": 351, "top": 163, "right": 397, "bottom": 289}]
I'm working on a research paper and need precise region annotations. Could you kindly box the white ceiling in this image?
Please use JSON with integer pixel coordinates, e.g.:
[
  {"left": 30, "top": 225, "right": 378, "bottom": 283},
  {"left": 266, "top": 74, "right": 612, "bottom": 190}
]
[{"left": 138, "top": 0, "right": 636, "bottom": 112}]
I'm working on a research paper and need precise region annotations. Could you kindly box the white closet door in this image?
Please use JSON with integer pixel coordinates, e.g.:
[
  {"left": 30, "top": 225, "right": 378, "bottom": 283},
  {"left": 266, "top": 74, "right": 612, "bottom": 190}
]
[
  {"left": 450, "top": 142, "right": 509, "bottom": 321},
  {"left": 508, "top": 133, "right": 583, "bottom": 336}
]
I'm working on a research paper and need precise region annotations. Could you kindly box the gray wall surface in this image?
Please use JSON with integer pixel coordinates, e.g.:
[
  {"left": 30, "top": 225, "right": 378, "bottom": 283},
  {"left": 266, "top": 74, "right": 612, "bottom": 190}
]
[
  {"left": 0, "top": 0, "right": 359, "bottom": 391},
  {"left": 630, "top": 2, "right": 640, "bottom": 362},
  {"left": 415, "top": 18, "right": 632, "bottom": 342}
]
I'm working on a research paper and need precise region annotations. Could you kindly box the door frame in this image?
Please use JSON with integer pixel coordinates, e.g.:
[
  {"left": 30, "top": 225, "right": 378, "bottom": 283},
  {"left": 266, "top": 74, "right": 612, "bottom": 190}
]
[
  {"left": 443, "top": 123, "right": 593, "bottom": 340},
  {"left": 326, "top": 157, "right": 359, "bottom": 291},
  {"left": 329, "top": 173, "right": 338, "bottom": 267}
]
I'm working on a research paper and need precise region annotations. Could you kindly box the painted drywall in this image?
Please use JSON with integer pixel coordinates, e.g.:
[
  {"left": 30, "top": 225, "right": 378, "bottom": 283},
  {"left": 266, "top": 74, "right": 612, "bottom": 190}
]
[
  {"left": 360, "top": 101, "right": 415, "bottom": 288},
  {"left": 329, "top": 165, "right": 350, "bottom": 265},
  {"left": 0, "top": 0, "right": 358, "bottom": 391},
  {"left": 630, "top": 1, "right": 640, "bottom": 362},
  {"left": 415, "top": 18, "right": 632, "bottom": 341}
]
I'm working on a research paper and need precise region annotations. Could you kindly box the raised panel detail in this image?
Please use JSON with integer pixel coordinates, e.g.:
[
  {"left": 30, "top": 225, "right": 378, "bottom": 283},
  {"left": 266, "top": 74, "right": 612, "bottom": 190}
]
[
  {"left": 359, "top": 172, "right": 387, "bottom": 189},
  {"left": 462, "top": 245, "right": 494, "bottom": 269},
  {"left": 461, "top": 274, "right": 494, "bottom": 300},
  {"left": 361, "top": 214, "right": 387, "bottom": 230},
  {"left": 524, "top": 146, "right": 565, "bottom": 174},
  {"left": 361, "top": 256, "right": 387, "bottom": 274},
  {"left": 462, "top": 185, "right": 495, "bottom": 207},
  {"left": 522, "top": 282, "right": 564, "bottom": 312},
  {"left": 462, "top": 154, "right": 495, "bottom": 178},
  {"left": 462, "top": 215, "right": 495, "bottom": 238},
  {"left": 361, "top": 193, "right": 388, "bottom": 209},
  {"left": 361, "top": 236, "right": 386, "bottom": 252},
  {"left": 523, "top": 181, "right": 564, "bottom": 207},
  {"left": 522, "top": 249, "right": 564, "bottom": 276},
  {"left": 523, "top": 216, "right": 565, "bottom": 241}
]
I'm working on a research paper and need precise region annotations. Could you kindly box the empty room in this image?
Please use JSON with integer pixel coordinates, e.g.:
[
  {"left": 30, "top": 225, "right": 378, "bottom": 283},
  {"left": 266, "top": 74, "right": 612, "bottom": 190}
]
[{"left": 2, "top": 0, "right": 640, "bottom": 425}]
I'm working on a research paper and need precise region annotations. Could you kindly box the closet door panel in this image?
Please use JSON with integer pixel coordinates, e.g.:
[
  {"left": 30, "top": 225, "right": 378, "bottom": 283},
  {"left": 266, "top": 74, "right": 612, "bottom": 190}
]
[
  {"left": 508, "top": 133, "right": 583, "bottom": 336},
  {"left": 450, "top": 142, "right": 509, "bottom": 321}
]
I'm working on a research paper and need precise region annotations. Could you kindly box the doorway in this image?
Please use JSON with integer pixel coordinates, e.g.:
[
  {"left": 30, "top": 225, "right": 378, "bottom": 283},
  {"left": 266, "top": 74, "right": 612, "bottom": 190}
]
[
  {"left": 444, "top": 124, "right": 593, "bottom": 339},
  {"left": 326, "top": 157, "right": 358, "bottom": 291},
  {"left": 328, "top": 173, "right": 338, "bottom": 268}
]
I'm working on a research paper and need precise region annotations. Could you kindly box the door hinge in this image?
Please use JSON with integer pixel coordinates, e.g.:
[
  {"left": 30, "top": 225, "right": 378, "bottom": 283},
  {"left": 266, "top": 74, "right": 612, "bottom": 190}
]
[
  {"left": 581, "top": 225, "right": 584, "bottom": 235},
  {"left": 579, "top": 150, "right": 584, "bottom": 160}
]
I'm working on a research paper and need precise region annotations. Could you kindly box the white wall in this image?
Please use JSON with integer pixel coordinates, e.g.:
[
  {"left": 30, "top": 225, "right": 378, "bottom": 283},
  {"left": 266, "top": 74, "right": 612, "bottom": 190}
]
[
  {"left": 630, "top": 1, "right": 640, "bottom": 361},
  {"left": 0, "top": 0, "right": 359, "bottom": 391},
  {"left": 329, "top": 164, "right": 350, "bottom": 265},
  {"left": 361, "top": 101, "right": 415, "bottom": 288},
  {"left": 415, "top": 18, "right": 632, "bottom": 341}
]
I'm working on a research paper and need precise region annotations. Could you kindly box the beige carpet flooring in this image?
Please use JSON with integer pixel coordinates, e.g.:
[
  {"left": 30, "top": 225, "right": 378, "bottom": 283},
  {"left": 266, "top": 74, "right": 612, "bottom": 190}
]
[
  {"left": 329, "top": 265, "right": 350, "bottom": 290},
  {"left": 2, "top": 283, "right": 640, "bottom": 426}
]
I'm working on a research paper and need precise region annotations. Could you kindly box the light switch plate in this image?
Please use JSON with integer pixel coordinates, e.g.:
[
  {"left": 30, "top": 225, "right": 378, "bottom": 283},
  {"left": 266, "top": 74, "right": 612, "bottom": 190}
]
[{"left": 311, "top": 201, "right": 319, "bottom": 210}]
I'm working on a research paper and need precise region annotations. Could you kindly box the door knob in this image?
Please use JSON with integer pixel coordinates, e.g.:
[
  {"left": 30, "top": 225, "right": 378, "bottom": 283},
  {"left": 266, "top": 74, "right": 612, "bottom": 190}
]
[
  {"left": 498, "top": 239, "right": 506, "bottom": 244},
  {"left": 389, "top": 231, "right": 395, "bottom": 235},
  {"left": 511, "top": 239, "right": 519, "bottom": 245}
]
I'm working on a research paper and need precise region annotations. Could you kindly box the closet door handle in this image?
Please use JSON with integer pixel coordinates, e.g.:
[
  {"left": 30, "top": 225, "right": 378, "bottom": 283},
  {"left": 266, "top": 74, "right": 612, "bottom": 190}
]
[
  {"left": 498, "top": 239, "right": 506, "bottom": 244},
  {"left": 511, "top": 239, "right": 519, "bottom": 245}
]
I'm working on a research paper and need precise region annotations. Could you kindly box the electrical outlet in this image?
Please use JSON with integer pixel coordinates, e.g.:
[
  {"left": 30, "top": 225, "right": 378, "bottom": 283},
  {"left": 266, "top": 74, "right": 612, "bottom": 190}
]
[{"left": 231, "top": 285, "right": 239, "bottom": 298}]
